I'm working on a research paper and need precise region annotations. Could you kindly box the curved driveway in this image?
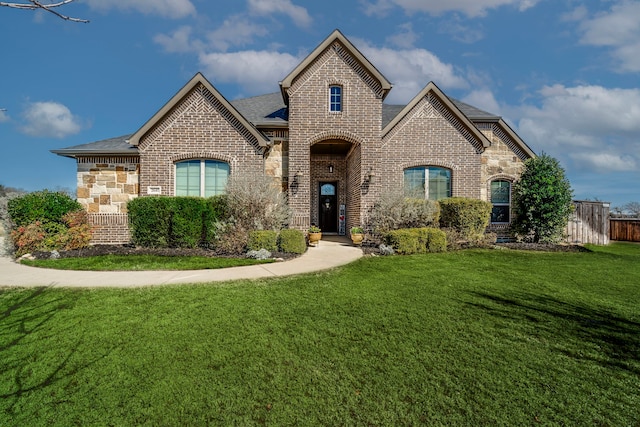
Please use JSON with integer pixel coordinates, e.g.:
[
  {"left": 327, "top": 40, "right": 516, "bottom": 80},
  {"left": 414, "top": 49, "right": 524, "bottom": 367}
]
[{"left": 0, "top": 237, "right": 362, "bottom": 288}]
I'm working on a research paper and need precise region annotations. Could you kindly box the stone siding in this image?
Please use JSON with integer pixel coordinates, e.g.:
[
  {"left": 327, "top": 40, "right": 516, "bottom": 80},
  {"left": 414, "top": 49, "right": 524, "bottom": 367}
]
[{"left": 76, "top": 157, "right": 139, "bottom": 213}]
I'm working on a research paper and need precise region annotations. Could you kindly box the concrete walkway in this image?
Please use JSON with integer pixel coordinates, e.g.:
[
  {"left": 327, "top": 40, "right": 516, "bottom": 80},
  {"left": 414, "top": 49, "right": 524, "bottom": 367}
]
[{"left": 0, "top": 234, "right": 363, "bottom": 288}]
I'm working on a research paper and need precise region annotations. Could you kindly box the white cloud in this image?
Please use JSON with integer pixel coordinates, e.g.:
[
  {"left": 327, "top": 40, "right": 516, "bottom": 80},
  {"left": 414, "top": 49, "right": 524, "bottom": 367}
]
[
  {"left": 0, "top": 109, "right": 9, "bottom": 123},
  {"left": 207, "top": 16, "right": 270, "bottom": 51},
  {"left": 386, "top": 23, "right": 419, "bottom": 49},
  {"left": 247, "top": 0, "right": 312, "bottom": 28},
  {"left": 198, "top": 50, "right": 301, "bottom": 95},
  {"left": 362, "top": 0, "right": 540, "bottom": 17},
  {"left": 516, "top": 84, "right": 640, "bottom": 173},
  {"left": 461, "top": 89, "right": 501, "bottom": 114},
  {"left": 354, "top": 40, "right": 468, "bottom": 103},
  {"left": 154, "top": 26, "right": 204, "bottom": 53},
  {"left": 85, "top": 0, "right": 196, "bottom": 18},
  {"left": 577, "top": 1, "right": 640, "bottom": 72},
  {"left": 20, "top": 101, "right": 84, "bottom": 138}
]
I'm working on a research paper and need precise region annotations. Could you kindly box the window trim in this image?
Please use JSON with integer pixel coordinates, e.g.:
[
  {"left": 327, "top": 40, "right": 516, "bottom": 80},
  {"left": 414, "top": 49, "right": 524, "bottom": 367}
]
[
  {"left": 403, "top": 166, "right": 452, "bottom": 200},
  {"left": 174, "top": 159, "right": 229, "bottom": 197},
  {"left": 490, "top": 180, "right": 511, "bottom": 224},
  {"left": 329, "top": 85, "right": 342, "bottom": 112}
]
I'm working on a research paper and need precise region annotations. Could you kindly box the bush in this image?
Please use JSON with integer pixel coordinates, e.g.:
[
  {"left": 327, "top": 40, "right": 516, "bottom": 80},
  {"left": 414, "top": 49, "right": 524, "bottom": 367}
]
[
  {"left": 439, "top": 197, "right": 492, "bottom": 242},
  {"left": 278, "top": 229, "right": 306, "bottom": 254},
  {"left": 385, "top": 227, "right": 447, "bottom": 255},
  {"left": 128, "top": 196, "right": 226, "bottom": 248},
  {"left": 512, "top": 153, "right": 573, "bottom": 243},
  {"left": 10, "top": 221, "right": 46, "bottom": 256},
  {"left": 8, "top": 190, "right": 82, "bottom": 227},
  {"left": 247, "top": 230, "right": 278, "bottom": 252},
  {"left": 128, "top": 197, "right": 173, "bottom": 247},
  {"left": 367, "top": 191, "right": 440, "bottom": 238},
  {"left": 214, "top": 175, "right": 291, "bottom": 254},
  {"left": 170, "top": 197, "right": 209, "bottom": 248}
]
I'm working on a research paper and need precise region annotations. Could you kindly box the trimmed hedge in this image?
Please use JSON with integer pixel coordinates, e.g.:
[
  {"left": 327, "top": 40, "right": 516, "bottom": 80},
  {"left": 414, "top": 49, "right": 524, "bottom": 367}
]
[
  {"left": 127, "top": 196, "right": 227, "bottom": 248},
  {"left": 439, "top": 197, "right": 492, "bottom": 241},
  {"left": 248, "top": 230, "right": 278, "bottom": 252},
  {"left": 278, "top": 229, "right": 306, "bottom": 254},
  {"left": 385, "top": 227, "right": 447, "bottom": 254},
  {"left": 8, "top": 190, "right": 82, "bottom": 227}
]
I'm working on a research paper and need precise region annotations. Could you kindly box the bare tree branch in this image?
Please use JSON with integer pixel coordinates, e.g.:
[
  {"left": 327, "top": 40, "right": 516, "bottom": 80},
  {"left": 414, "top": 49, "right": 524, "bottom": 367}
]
[{"left": 0, "top": 0, "right": 89, "bottom": 23}]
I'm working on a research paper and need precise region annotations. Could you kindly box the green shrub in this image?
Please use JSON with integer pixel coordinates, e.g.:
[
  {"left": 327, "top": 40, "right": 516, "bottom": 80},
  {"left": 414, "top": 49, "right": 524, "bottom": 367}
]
[
  {"left": 386, "top": 229, "right": 420, "bottom": 255},
  {"left": 10, "top": 221, "right": 46, "bottom": 256},
  {"left": 171, "top": 197, "right": 210, "bottom": 248},
  {"left": 248, "top": 230, "right": 278, "bottom": 252},
  {"left": 128, "top": 196, "right": 229, "bottom": 249},
  {"left": 439, "top": 197, "right": 491, "bottom": 242},
  {"left": 512, "top": 153, "right": 573, "bottom": 243},
  {"left": 8, "top": 190, "right": 82, "bottom": 227},
  {"left": 278, "top": 229, "right": 306, "bottom": 254},
  {"left": 386, "top": 227, "right": 447, "bottom": 255},
  {"left": 128, "top": 197, "right": 173, "bottom": 247}
]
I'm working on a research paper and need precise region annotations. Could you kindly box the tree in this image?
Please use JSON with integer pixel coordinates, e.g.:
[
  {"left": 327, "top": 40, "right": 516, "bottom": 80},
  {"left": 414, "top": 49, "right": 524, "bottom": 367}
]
[
  {"left": 0, "top": 0, "right": 88, "bottom": 22},
  {"left": 623, "top": 202, "right": 640, "bottom": 218},
  {"left": 512, "top": 153, "right": 573, "bottom": 243}
]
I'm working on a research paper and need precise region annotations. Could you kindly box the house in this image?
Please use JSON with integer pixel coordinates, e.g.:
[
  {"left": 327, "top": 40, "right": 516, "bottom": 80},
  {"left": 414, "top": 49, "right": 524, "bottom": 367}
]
[{"left": 53, "top": 29, "right": 535, "bottom": 244}]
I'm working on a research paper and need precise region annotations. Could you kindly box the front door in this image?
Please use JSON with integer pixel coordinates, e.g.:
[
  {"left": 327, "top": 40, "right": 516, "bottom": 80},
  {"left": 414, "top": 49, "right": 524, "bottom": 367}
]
[{"left": 319, "top": 182, "right": 338, "bottom": 233}]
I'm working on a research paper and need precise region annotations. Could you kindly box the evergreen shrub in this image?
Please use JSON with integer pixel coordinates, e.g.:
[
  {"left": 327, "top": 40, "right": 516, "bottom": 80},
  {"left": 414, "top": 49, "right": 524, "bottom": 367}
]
[
  {"left": 247, "top": 230, "right": 279, "bottom": 252},
  {"left": 278, "top": 229, "right": 306, "bottom": 254},
  {"left": 439, "top": 197, "right": 491, "bottom": 242}
]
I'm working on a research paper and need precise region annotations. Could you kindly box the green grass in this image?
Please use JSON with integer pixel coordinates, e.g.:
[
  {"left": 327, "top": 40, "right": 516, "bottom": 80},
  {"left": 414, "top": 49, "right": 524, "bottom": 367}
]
[
  {"left": 20, "top": 254, "right": 273, "bottom": 270},
  {"left": 1, "top": 242, "right": 639, "bottom": 425}
]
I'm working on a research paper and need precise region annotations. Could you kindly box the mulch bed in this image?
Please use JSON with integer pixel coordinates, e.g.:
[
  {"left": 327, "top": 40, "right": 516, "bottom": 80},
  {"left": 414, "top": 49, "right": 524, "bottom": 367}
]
[{"left": 32, "top": 245, "right": 299, "bottom": 260}]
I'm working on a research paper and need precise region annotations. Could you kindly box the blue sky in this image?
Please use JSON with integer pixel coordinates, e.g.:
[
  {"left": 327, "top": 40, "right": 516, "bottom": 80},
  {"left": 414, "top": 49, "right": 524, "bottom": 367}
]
[{"left": 0, "top": 0, "right": 638, "bottom": 208}]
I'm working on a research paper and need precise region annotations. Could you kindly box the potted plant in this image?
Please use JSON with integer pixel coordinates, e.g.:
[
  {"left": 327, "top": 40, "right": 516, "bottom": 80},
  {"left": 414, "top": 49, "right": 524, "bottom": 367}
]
[
  {"left": 308, "top": 225, "right": 322, "bottom": 245},
  {"left": 350, "top": 226, "right": 364, "bottom": 245}
]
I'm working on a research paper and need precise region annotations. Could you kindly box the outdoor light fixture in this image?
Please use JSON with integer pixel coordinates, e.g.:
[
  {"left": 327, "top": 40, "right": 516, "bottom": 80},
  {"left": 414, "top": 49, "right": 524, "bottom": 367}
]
[
  {"left": 329, "top": 164, "right": 334, "bottom": 173},
  {"left": 293, "top": 171, "right": 303, "bottom": 183},
  {"left": 367, "top": 168, "right": 375, "bottom": 184}
]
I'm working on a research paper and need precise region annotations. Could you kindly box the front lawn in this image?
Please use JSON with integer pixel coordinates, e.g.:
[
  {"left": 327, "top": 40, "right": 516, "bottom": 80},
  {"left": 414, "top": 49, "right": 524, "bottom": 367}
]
[{"left": 1, "top": 243, "right": 639, "bottom": 425}]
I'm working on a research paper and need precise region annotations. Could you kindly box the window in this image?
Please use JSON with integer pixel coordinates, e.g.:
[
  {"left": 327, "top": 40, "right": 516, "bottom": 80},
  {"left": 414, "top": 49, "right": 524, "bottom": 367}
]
[
  {"left": 330, "top": 85, "right": 342, "bottom": 112},
  {"left": 490, "top": 180, "right": 511, "bottom": 223},
  {"left": 175, "top": 160, "right": 229, "bottom": 197},
  {"left": 404, "top": 166, "right": 451, "bottom": 200}
]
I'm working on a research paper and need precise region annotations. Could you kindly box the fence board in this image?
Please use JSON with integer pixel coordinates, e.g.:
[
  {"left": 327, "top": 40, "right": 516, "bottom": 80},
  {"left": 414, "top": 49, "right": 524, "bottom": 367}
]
[
  {"left": 565, "top": 201, "right": 609, "bottom": 245},
  {"left": 610, "top": 219, "right": 640, "bottom": 242}
]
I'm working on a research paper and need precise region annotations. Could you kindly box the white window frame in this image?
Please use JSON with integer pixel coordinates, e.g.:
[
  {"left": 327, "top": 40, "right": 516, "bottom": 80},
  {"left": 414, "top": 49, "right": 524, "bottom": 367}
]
[
  {"left": 403, "top": 166, "right": 452, "bottom": 201},
  {"left": 329, "top": 85, "right": 342, "bottom": 112},
  {"left": 174, "top": 159, "right": 229, "bottom": 197}
]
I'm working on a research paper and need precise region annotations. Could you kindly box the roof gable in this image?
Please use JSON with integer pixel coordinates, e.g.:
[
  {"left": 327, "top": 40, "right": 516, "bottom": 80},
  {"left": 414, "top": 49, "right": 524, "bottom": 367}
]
[
  {"left": 382, "top": 82, "right": 491, "bottom": 149},
  {"left": 128, "top": 73, "right": 270, "bottom": 149},
  {"left": 279, "top": 29, "right": 392, "bottom": 103}
]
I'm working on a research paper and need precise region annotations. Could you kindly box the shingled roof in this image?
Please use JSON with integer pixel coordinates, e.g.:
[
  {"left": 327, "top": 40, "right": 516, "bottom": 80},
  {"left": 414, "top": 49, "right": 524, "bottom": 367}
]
[{"left": 52, "top": 93, "right": 503, "bottom": 156}]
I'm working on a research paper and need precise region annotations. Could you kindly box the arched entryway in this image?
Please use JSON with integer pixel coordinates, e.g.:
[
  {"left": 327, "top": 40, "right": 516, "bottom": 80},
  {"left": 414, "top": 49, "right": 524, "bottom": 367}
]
[{"left": 310, "top": 139, "right": 360, "bottom": 235}]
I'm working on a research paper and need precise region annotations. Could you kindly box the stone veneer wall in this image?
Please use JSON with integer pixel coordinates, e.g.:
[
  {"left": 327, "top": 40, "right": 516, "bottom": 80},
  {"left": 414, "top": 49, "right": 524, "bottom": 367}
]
[{"left": 76, "top": 157, "right": 140, "bottom": 213}]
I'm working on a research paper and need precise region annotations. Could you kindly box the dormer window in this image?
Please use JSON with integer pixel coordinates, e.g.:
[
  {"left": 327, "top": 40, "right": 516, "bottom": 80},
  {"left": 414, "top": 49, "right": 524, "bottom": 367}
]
[{"left": 330, "top": 85, "right": 342, "bottom": 112}]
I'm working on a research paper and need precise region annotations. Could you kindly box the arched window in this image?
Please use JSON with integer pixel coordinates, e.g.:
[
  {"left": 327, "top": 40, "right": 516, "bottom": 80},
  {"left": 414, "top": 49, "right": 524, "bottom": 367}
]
[
  {"left": 490, "top": 180, "right": 511, "bottom": 223},
  {"left": 329, "top": 85, "right": 342, "bottom": 112},
  {"left": 175, "top": 160, "right": 229, "bottom": 197},
  {"left": 403, "top": 166, "right": 451, "bottom": 200}
]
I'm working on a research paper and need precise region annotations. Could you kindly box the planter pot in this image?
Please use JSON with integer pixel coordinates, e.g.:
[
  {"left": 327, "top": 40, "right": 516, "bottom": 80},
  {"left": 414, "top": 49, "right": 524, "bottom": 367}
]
[
  {"left": 308, "top": 232, "right": 322, "bottom": 245},
  {"left": 350, "top": 233, "right": 364, "bottom": 245}
]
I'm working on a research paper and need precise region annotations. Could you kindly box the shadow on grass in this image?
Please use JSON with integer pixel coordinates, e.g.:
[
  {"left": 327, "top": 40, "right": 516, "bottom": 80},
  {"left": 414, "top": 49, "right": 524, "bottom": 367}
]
[
  {"left": 466, "top": 291, "right": 640, "bottom": 375},
  {"left": 0, "top": 287, "right": 111, "bottom": 414}
]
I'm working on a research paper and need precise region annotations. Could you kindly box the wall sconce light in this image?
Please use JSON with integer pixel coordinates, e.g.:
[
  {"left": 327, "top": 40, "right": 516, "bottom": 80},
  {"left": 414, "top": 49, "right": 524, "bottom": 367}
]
[
  {"left": 293, "top": 171, "right": 303, "bottom": 184},
  {"left": 367, "top": 168, "right": 375, "bottom": 184},
  {"left": 329, "top": 164, "right": 334, "bottom": 173}
]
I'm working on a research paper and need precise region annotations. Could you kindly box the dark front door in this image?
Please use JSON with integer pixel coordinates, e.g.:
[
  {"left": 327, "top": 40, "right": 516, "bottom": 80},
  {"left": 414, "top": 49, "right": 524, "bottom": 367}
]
[{"left": 319, "top": 182, "right": 338, "bottom": 233}]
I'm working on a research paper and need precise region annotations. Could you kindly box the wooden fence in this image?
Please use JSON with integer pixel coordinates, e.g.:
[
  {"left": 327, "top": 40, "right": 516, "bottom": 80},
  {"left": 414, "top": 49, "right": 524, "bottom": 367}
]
[
  {"left": 565, "top": 201, "right": 610, "bottom": 245},
  {"left": 609, "top": 219, "right": 640, "bottom": 242}
]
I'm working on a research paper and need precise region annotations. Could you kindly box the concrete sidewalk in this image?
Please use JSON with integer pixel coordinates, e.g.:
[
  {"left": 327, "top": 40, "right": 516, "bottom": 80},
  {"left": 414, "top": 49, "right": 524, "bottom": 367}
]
[{"left": 0, "top": 236, "right": 363, "bottom": 288}]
